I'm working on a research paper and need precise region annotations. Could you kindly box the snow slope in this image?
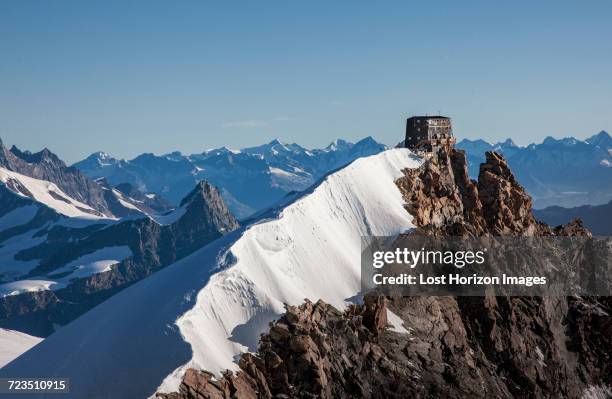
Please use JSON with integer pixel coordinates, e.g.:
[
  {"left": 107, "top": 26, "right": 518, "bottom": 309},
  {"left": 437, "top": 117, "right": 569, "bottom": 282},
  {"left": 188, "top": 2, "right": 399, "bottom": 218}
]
[
  {"left": 0, "top": 149, "right": 421, "bottom": 399},
  {"left": 0, "top": 167, "right": 104, "bottom": 219},
  {"left": 0, "top": 329, "right": 42, "bottom": 368}
]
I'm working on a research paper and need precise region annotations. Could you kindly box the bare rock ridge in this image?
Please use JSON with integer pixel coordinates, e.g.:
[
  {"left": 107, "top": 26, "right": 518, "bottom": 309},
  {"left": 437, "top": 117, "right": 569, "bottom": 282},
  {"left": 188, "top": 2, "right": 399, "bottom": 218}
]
[
  {"left": 162, "top": 149, "right": 610, "bottom": 398},
  {"left": 0, "top": 181, "right": 239, "bottom": 336},
  {"left": 395, "top": 149, "right": 580, "bottom": 237}
]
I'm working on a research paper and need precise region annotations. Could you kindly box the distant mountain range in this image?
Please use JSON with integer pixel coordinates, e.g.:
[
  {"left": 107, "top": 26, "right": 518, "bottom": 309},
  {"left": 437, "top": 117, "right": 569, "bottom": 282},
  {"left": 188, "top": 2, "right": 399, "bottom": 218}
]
[
  {"left": 456, "top": 131, "right": 612, "bottom": 209},
  {"left": 73, "top": 137, "right": 387, "bottom": 219},
  {"left": 72, "top": 132, "right": 611, "bottom": 217},
  {"left": 6, "top": 130, "right": 609, "bottom": 221}
]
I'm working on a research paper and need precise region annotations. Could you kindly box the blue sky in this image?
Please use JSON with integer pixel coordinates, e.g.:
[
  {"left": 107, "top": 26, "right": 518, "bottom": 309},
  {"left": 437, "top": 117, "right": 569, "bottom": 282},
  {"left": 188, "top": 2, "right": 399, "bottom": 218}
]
[{"left": 1, "top": 1, "right": 611, "bottom": 163}]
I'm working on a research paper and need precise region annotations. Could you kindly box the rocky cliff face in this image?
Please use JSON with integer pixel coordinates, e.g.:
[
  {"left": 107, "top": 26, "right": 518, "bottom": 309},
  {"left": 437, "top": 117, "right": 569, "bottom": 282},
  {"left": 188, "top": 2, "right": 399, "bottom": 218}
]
[
  {"left": 162, "top": 149, "right": 611, "bottom": 398},
  {"left": 395, "top": 149, "right": 566, "bottom": 237},
  {"left": 158, "top": 297, "right": 411, "bottom": 399}
]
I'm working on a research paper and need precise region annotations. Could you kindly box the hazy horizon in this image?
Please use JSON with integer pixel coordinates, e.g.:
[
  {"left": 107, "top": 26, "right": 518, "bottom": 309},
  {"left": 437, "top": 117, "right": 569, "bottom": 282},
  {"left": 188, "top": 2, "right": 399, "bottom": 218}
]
[
  {"left": 2, "top": 1, "right": 611, "bottom": 163},
  {"left": 0, "top": 128, "right": 608, "bottom": 165}
]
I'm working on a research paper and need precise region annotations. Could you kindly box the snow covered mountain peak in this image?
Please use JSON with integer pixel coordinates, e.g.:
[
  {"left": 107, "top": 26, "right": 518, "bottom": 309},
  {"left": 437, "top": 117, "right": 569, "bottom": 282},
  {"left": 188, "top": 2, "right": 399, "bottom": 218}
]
[
  {"left": 0, "top": 139, "right": 162, "bottom": 218},
  {"left": 268, "top": 138, "right": 285, "bottom": 146},
  {"left": 75, "top": 151, "right": 121, "bottom": 171},
  {"left": 0, "top": 167, "right": 105, "bottom": 219},
  {"left": 242, "top": 138, "right": 305, "bottom": 157},
  {"left": 497, "top": 138, "right": 517, "bottom": 148},
  {"left": 202, "top": 146, "right": 241, "bottom": 156},
  {"left": 164, "top": 151, "right": 184, "bottom": 161}
]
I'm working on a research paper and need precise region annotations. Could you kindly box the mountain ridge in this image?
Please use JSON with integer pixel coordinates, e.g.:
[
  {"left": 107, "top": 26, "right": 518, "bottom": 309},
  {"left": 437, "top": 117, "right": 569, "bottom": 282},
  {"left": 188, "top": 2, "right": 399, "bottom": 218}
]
[
  {"left": 0, "top": 139, "right": 174, "bottom": 218},
  {"left": 73, "top": 137, "right": 388, "bottom": 219}
]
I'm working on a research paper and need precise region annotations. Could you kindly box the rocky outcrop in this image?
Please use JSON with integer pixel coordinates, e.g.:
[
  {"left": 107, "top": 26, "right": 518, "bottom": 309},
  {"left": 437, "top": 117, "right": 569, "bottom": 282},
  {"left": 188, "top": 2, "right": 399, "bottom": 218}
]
[
  {"left": 169, "top": 181, "right": 240, "bottom": 259},
  {"left": 390, "top": 150, "right": 608, "bottom": 397},
  {"left": 163, "top": 149, "right": 610, "bottom": 398},
  {"left": 158, "top": 298, "right": 412, "bottom": 399},
  {"left": 395, "top": 149, "right": 595, "bottom": 239},
  {"left": 395, "top": 148, "right": 486, "bottom": 235},
  {"left": 395, "top": 149, "right": 556, "bottom": 237},
  {"left": 161, "top": 296, "right": 611, "bottom": 399}
]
